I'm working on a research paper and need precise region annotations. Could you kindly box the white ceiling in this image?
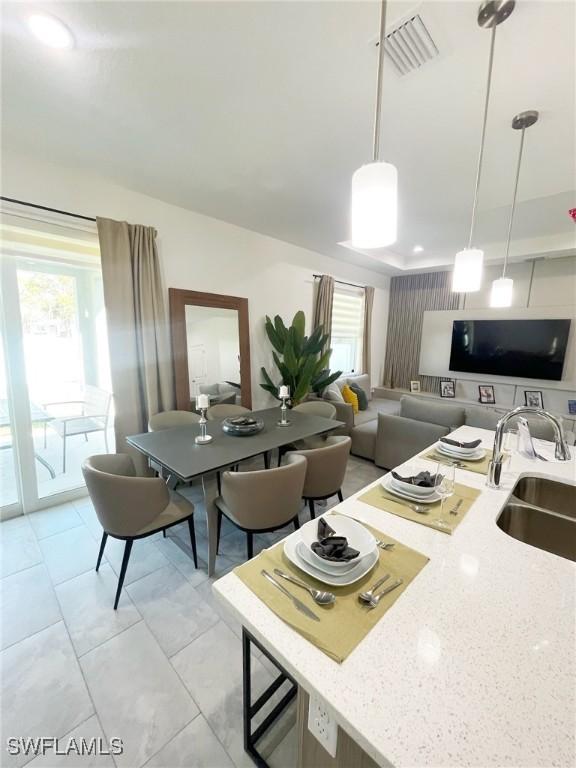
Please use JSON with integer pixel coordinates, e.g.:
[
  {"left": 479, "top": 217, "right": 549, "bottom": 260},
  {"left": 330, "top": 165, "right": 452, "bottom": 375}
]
[{"left": 2, "top": 0, "right": 575, "bottom": 275}]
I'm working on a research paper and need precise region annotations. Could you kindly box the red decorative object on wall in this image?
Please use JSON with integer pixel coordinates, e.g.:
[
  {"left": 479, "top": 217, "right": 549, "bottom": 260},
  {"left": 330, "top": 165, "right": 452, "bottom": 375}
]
[{"left": 569, "top": 208, "right": 576, "bottom": 222}]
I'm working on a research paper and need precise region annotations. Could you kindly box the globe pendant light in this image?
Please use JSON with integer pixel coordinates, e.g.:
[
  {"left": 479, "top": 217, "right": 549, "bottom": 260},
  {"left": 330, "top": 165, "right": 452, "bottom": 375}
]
[
  {"left": 351, "top": 0, "right": 398, "bottom": 249},
  {"left": 452, "top": 0, "right": 515, "bottom": 293},
  {"left": 490, "top": 110, "right": 539, "bottom": 307}
]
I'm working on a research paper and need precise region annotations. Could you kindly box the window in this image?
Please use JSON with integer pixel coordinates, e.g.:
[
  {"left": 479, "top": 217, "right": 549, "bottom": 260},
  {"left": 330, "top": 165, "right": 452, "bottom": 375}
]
[{"left": 330, "top": 284, "right": 365, "bottom": 375}]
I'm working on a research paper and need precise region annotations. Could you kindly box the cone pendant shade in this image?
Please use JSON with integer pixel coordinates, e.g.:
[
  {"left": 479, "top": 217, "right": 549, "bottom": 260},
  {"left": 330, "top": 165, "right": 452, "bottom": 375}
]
[
  {"left": 452, "top": 248, "right": 484, "bottom": 292},
  {"left": 351, "top": 161, "right": 398, "bottom": 249}
]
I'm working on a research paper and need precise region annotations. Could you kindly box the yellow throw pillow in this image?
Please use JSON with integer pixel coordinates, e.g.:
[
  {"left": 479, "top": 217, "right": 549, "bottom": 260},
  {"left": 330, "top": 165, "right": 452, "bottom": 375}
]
[{"left": 341, "top": 384, "right": 359, "bottom": 414}]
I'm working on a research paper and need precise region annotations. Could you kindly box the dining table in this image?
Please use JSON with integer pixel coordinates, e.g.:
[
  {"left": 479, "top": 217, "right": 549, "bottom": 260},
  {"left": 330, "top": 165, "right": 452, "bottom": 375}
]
[{"left": 127, "top": 406, "right": 343, "bottom": 575}]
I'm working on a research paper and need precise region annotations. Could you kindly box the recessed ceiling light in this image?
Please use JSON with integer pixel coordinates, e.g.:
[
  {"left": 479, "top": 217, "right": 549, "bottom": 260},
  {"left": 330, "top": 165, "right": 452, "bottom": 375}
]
[
  {"left": 28, "top": 14, "right": 74, "bottom": 49},
  {"left": 413, "top": 245, "right": 424, "bottom": 253}
]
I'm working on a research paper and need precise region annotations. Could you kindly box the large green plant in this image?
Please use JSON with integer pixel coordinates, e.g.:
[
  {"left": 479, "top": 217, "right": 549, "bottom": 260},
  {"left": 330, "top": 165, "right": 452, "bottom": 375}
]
[{"left": 260, "top": 311, "right": 342, "bottom": 405}]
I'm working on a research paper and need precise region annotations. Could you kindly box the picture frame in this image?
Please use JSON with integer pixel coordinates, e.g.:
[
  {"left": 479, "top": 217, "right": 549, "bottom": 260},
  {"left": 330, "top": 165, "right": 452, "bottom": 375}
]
[
  {"left": 478, "top": 385, "right": 495, "bottom": 404},
  {"left": 568, "top": 400, "right": 576, "bottom": 415},
  {"left": 440, "top": 380, "right": 455, "bottom": 398},
  {"left": 525, "top": 390, "right": 544, "bottom": 409},
  {"left": 409, "top": 380, "right": 421, "bottom": 394}
]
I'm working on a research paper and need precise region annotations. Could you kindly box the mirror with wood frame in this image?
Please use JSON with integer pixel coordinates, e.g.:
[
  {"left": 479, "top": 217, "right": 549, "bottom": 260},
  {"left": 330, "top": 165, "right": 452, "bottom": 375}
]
[{"left": 169, "top": 288, "right": 252, "bottom": 411}]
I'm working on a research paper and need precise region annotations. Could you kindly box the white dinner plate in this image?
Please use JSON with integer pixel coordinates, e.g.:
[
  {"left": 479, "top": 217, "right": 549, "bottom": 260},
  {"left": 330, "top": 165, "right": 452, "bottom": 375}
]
[
  {"left": 299, "top": 515, "right": 376, "bottom": 570},
  {"left": 391, "top": 476, "right": 436, "bottom": 498},
  {"left": 437, "top": 442, "right": 485, "bottom": 461},
  {"left": 283, "top": 536, "right": 379, "bottom": 586},
  {"left": 295, "top": 541, "right": 363, "bottom": 575},
  {"left": 381, "top": 474, "right": 442, "bottom": 504}
]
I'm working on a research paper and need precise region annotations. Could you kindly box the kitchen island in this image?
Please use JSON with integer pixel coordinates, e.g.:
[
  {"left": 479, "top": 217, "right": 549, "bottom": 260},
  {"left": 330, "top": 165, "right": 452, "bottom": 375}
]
[{"left": 213, "top": 425, "right": 576, "bottom": 767}]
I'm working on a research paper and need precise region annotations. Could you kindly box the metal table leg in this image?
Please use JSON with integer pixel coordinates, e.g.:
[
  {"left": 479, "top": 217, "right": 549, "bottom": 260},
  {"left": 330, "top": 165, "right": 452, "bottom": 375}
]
[{"left": 202, "top": 471, "right": 220, "bottom": 576}]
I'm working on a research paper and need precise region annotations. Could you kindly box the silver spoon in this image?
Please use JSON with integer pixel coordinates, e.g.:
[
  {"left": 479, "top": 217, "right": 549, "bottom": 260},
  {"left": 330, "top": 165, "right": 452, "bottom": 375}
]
[
  {"left": 367, "top": 578, "right": 403, "bottom": 609},
  {"left": 381, "top": 492, "right": 429, "bottom": 515},
  {"left": 273, "top": 568, "right": 335, "bottom": 605},
  {"left": 358, "top": 573, "right": 390, "bottom": 604}
]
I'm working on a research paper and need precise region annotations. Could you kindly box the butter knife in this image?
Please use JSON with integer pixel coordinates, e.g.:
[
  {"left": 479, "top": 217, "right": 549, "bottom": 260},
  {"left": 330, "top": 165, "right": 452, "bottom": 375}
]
[
  {"left": 261, "top": 570, "right": 320, "bottom": 622},
  {"left": 449, "top": 499, "right": 463, "bottom": 516}
]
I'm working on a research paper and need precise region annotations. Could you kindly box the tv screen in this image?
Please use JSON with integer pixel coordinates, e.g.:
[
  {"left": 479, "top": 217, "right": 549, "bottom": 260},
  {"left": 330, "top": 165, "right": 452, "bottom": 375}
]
[{"left": 449, "top": 319, "right": 571, "bottom": 381}]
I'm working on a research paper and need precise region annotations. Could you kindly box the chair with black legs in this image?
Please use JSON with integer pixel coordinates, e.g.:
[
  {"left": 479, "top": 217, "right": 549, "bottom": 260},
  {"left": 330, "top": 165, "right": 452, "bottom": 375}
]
[
  {"left": 82, "top": 454, "right": 198, "bottom": 609},
  {"left": 286, "top": 435, "right": 351, "bottom": 519},
  {"left": 214, "top": 454, "right": 307, "bottom": 561}
]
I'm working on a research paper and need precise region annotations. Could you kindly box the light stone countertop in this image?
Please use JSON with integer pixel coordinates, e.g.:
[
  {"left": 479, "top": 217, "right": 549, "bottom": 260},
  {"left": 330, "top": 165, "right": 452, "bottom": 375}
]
[{"left": 213, "top": 426, "right": 576, "bottom": 768}]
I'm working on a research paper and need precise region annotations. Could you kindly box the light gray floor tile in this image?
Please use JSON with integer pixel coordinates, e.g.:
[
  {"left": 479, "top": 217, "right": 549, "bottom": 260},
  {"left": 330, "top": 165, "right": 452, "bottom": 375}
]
[
  {"left": 195, "top": 579, "right": 242, "bottom": 638},
  {"left": 55, "top": 564, "right": 141, "bottom": 657},
  {"left": 0, "top": 517, "right": 42, "bottom": 578},
  {"left": 171, "top": 621, "right": 272, "bottom": 768},
  {"left": 39, "top": 526, "right": 101, "bottom": 586},
  {"left": 28, "top": 503, "right": 83, "bottom": 540},
  {"left": 145, "top": 714, "right": 234, "bottom": 768},
  {"left": 80, "top": 622, "right": 198, "bottom": 768},
  {"left": 104, "top": 537, "right": 169, "bottom": 586},
  {"left": 0, "top": 563, "right": 61, "bottom": 650},
  {"left": 152, "top": 534, "right": 209, "bottom": 587},
  {"left": 126, "top": 566, "right": 220, "bottom": 657},
  {"left": 1, "top": 622, "right": 94, "bottom": 768},
  {"left": 265, "top": 724, "right": 298, "bottom": 768},
  {"left": 74, "top": 502, "right": 104, "bottom": 543},
  {"left": 25, "top": 715, "right": 115, "bottom": 768}
]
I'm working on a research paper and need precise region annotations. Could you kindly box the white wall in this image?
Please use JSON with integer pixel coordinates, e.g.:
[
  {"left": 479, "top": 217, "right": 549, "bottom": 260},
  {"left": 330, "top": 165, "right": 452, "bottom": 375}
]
[{"left": 1, "top": 151, "right": 390, "bottom": 408}]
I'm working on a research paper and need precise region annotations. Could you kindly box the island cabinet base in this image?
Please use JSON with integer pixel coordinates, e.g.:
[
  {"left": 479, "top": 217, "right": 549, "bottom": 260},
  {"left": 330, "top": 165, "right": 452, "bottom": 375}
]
[{"left": 297, "top": 690, "right": 381, "bottom": 768}]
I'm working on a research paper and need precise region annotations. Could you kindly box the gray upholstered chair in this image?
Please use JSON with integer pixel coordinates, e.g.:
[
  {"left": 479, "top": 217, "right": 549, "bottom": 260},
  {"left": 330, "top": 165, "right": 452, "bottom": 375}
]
[
  {"left": 149, "top": 410, "right": 201, "bottom": 431},
  {"left": 206, "top": 403, "right": 250, "bottom": 421},
  {"left": 82, "top": 454, "right": 197, "bottom": 609},
  {"left": 287, "top": 435, "right": 351, "bottom": 519},
  {"left": 293, "top": 401, "right": 337, "bottom": 420},
  {"left": 215, "top": 454, "right": 307, "bottom": 560}
]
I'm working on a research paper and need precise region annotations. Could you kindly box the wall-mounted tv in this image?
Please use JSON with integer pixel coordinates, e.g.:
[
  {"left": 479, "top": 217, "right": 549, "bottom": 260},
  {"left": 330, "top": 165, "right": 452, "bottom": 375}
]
[{"left": 449, "top": 319, "right": 571, "bottom": 381}]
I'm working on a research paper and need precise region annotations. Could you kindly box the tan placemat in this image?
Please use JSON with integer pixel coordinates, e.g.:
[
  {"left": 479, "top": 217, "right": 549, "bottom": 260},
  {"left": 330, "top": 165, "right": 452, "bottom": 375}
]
[
  {"left": 234, "top": 520, "right": 429, "bottom": 663},
  {"left": 358, "top": 482, "right": 480, "bottom": 535},
  {"left": 422, "top": 447, "right": 493, "bottom": 476}
]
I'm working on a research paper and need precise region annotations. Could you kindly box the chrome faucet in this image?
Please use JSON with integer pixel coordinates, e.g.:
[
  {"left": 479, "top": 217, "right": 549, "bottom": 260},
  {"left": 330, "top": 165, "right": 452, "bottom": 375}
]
[{"left": 487, "top": 406, "right": 571, "bottom": 488}]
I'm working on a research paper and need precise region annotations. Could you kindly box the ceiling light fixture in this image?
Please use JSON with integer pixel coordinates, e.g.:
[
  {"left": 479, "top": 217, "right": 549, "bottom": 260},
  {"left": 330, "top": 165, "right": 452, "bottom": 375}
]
[
  {"left": 490, "top": 110, "right": 539, "bottom": 308},
  {"left": 452, "top": 0, "right": 515, "bottom": 293},
  {"left": 351, "top": 0, "right": 398, "bottom": 250},
  {"left": 413, "top": 245, "right": 424, "bottom": 253},
  {"left": 28, "top": 14, "right": 74, "bottom": 49}
]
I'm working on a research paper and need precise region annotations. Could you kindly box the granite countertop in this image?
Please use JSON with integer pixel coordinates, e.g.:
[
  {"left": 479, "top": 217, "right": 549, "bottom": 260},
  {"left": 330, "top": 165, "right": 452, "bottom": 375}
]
[{"left": 213, "top": 426, "right": 576, "bottom": 767}]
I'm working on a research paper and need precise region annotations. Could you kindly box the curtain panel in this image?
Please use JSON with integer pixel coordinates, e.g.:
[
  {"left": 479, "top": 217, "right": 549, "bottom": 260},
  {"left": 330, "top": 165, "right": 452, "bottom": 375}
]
[
  {"left": 384, "top": 272, "right": 460, "bottom": 393},
  {"left": 97, "top": 217, "right": 174, "bottom": 472},
  {"left": 362, "top": 285, "right": 375, "bottom": 376},
  {"left": 312, "top": 274, "right": 335, "bottom": 347}
]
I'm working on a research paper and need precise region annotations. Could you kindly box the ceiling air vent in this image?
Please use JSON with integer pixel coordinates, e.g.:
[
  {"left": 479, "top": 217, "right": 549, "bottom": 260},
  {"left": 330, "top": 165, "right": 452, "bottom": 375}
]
[{"left": 378, "top": 14, "right": 439, "bottom": 76}]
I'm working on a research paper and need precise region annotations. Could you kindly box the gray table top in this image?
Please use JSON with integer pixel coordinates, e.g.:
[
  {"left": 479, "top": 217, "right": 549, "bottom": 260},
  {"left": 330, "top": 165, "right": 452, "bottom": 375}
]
[{"left": 127, "top": 407, "right": 343, "bottom": 481}]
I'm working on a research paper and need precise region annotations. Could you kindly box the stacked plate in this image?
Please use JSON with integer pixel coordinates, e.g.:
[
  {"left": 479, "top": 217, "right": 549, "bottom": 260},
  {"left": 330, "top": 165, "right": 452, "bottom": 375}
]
[
  {"left": 380, "top": 471, "right": 442, "bottom": 504},
  {"left": 436, "top": 439, "right": 485, "bottom": 462},
  {"left": 283, "top": 516, "right": 379, "bottom": 586}
]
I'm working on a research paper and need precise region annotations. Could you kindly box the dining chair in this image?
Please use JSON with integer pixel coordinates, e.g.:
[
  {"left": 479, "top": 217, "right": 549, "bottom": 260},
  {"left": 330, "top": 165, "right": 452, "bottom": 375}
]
[
  {"left": 286, "top": 435, "right": 351, "bottom": 519},
  {"left": 149, "top": 410, "right": 201, "bottom": 431},
  {"left": 293, "top": 401, "right": 337, "bottom": 420},
  {"left": 44, "top": 385, "right": 112, "bottom": 473},
  {"left": 206, "top": 404, "right": 250, "bottom": 421},
  {"left": 215, "top": 453, "right": 307, "bottom": 560},
  {"left": 82, "top": 454, "right": 198, "bottom": 609}
]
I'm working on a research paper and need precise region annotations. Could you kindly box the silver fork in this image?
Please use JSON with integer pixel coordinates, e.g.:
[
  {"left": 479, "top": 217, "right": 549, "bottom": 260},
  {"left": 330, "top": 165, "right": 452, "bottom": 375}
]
[
  {"left": 367, "top": 578, "right": 403, "bottom": 609},
  {"left": 358, "top": 573, "right": 390, "bottom": 604},
  {"left": 381, "top": 492, "right": 428, "bottom": 515},
  {"left": 376, "top": 540, "right": 395, "bottom": 551}
]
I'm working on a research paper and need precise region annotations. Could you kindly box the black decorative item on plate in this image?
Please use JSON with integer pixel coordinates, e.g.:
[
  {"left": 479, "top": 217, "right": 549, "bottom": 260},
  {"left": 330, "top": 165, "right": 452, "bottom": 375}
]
[{"left": 221, "top": 416, "right": 264, "bottom": 436}]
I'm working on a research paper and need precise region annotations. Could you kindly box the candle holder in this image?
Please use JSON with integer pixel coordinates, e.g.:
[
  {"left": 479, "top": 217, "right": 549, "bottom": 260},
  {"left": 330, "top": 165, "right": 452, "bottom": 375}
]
[
  {"left": 277, "top": 395, "right": 290, "bottom": 427},
  {"left": 195, "top": 408, "right": 213, "bottom": 444}
]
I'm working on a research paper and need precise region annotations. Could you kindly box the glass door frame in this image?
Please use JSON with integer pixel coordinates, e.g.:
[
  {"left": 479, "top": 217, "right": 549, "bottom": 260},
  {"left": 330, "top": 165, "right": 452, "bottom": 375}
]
[{"left": 0, "top": 252, "right": 90, "bottom": 518}]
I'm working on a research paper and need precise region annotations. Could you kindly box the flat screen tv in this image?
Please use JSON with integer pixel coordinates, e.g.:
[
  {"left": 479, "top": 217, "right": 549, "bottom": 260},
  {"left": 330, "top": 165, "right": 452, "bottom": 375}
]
[{"left": 449, "top": 319, "right": 571, "bottom": 381}]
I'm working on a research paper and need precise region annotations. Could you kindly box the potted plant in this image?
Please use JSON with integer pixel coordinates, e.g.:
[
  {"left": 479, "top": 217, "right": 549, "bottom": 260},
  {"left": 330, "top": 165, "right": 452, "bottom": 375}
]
[{"left": 260, "top": 311, "right": 342, "bottom": 405}]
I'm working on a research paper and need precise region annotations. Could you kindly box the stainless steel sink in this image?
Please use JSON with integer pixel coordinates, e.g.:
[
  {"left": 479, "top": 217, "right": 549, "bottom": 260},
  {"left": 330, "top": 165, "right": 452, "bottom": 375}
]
[{"left": 497, "top": 477, "right": 576, "bottom": 562}]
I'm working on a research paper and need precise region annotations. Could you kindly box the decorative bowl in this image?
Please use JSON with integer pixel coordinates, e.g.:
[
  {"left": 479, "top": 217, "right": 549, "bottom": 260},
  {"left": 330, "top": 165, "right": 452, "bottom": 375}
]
[{"left": 221, "top": 416, "right": 264, "bottom": 436}]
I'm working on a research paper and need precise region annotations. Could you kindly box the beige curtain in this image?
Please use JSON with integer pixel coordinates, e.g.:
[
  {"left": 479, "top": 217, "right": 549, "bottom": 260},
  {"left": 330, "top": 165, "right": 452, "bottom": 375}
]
[
  {"left": 312, "top": 275, "right": 335, "bottom": 345},
  {"left": 383, "top": 271, "right": 461, "bottom": 393},
  {"left": 362, "top": 285, "right": 375, "bottom": 376},
  {"left": 97, "top": 217, "right": 174, "bottom": 473}
]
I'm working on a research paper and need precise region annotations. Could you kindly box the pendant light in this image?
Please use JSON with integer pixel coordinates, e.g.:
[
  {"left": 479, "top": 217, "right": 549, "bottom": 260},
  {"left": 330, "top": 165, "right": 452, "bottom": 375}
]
[
  {"left": 452, "top": 0, "right": 515, "bottom": 293},
  {"left": 351, "top": 0, "right": 398, "bottom": 249},
  {"left": 490, "top": 110, "right": 538, "bottom": 307}
]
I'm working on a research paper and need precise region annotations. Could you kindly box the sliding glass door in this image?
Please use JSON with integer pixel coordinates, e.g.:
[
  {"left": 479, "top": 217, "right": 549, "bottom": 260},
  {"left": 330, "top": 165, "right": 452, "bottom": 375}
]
[{"left": 0, "top": 215, "right": 113, "bottom": 516}]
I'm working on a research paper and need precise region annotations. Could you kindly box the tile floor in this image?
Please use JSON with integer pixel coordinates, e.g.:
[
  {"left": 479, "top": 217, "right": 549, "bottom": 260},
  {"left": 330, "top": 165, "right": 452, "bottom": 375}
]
[{"left": 0, "top": 456, "right": 383, "bottom": 768}]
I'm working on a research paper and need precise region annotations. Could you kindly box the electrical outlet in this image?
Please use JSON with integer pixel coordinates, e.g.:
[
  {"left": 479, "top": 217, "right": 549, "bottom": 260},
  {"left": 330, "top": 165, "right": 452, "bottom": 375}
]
[{"left": 307, "top": 693, "right": 337, "bottom": 757}]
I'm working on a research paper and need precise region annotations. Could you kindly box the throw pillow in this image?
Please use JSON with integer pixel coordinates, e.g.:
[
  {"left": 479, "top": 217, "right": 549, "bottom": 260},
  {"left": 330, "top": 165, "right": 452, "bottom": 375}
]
[
  {"left": 324, "top": 382, "right": 345, "bottom": 403},
  {"left": 341, "top": 384, "right": 359, "bottom": 414},
  {"left": 350, "top": 382, "right": 368, "bottom": 411}
]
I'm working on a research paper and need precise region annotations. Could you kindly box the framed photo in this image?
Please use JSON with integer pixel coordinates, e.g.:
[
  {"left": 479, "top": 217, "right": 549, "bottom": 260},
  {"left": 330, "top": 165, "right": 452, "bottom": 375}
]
[
  {"left": 525, "top": 390, "right": 544, "bottom": 409},
  {"left": 568, "top": 400, "right": 576, "bottom": 415},
  {"left": 478, "top": 385, "right": 495, "bottom": 404},
  {"left": 440, "top": 380, "right": 455, "bottom": 398},
  {"left": 410, "top": 380, "right": 421, "bottom": 394}
]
